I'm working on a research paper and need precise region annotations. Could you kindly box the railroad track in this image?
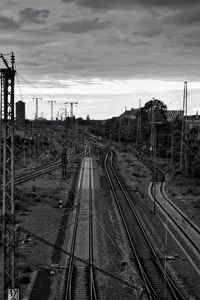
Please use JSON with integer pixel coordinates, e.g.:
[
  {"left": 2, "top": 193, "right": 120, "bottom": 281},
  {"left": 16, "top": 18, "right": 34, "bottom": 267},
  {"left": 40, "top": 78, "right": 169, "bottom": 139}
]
[
  {"left": 87, "top": 137, "right": 185, "bottom": 300},
  {"left": 15, "top": 151, "right": 85, "bottom": 184},
  {"left": 63, "top": 157, "right": 98, "bottom": 300},
  {"left": 150, "top": 180, "right": 200, "bottom": 267}
]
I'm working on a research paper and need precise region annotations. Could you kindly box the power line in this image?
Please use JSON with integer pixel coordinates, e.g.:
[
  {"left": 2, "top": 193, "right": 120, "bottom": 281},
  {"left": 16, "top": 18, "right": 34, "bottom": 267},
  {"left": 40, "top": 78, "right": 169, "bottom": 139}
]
[{"left": 19, "top": 226, "right": 139, "bottom": 292}]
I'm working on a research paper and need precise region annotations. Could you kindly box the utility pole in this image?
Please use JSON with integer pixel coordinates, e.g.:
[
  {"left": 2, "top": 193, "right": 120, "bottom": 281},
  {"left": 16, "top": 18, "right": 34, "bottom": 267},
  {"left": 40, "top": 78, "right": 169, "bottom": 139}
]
[
  {"left": 180, "top": 81, "right": 188, "bottom": 172},
  {"left": 65, "top": 101, "right": 78, "bottom": 136},
  {"left": 0, "top": 52, "right": 18, "bottom": 299},
  {"left": 32, "top": 97, "right": 42, "bottom": 120},
  {"left": 136, "top": 99, "right": 142, "bottom": 145},
  {"left": 150, "top": 98, "right": 162, "bottom": 214},
  {"left": 23, "top": 140, "right": 26, "bottom": 167},
  {"left": 48, "top": 100, "right": 56, "bottom": 121},
  {"left": 75, "top": 119, "right": 79, "bottom": 153},
  {"left": 150, "top": 98, "right": 156, "bottom": 157},
  {"left": 118, "top": 116, "right": 121, "bottom": 143}
]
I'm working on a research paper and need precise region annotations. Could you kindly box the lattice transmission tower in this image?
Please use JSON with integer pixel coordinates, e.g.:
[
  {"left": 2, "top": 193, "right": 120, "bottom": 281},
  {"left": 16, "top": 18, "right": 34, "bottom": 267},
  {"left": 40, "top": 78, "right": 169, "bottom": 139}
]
[{"left": 0, "top": 52, "right": 17, "bottom": 299}]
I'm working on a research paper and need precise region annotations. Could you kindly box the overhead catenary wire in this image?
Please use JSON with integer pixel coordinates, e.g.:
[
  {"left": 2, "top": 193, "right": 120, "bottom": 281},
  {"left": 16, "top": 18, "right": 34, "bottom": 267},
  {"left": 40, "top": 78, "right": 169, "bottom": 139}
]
[
  {"left": 19, "top": 226, "right": 139, "bottom": 292},
  {"left": 95, "top": 217, "right": 155, "bottom": 298},
  {"left": 18, "top": 214, "right": 91, "bottom": 245}
]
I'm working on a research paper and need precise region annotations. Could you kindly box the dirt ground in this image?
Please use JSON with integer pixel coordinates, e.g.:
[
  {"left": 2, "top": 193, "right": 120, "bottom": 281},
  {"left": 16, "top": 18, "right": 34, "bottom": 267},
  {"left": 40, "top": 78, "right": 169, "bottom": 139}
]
[{"left": 0, "top": 159, "right": 77, "bottom": 299}]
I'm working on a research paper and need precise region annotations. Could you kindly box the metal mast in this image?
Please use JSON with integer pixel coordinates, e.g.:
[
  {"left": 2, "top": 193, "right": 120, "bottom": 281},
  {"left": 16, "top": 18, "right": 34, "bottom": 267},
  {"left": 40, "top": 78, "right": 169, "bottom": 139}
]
[
  {"left": 65, "top": 101, "right": 78, "bottom": 118},
  {"left": 150, "top": 98, "right": 156, "bottom": 157},
  {"left": 136, "top": 99, "right": 142, "bottom": 145},
  {"left": 0, "top": 52, "right": 16, "bottom": 299},
  {"left": 32, "top": 97, "right": 42, "bottom": 120},
  {"left": 48, "top": 100, "right": 56, "bottom": 120},
  {"left": 180, "top": 81, "right": 188, "bottom": 171}
]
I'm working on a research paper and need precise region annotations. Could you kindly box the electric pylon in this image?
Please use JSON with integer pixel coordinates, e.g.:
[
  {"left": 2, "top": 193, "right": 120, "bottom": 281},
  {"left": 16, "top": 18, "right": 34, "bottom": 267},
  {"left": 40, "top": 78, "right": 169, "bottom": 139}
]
[
  {"left": 0, "top": 52, "right": 17, "bottom": 299},
  {"left": 180, "top": 81, "right": 188, "bottom": 172}
]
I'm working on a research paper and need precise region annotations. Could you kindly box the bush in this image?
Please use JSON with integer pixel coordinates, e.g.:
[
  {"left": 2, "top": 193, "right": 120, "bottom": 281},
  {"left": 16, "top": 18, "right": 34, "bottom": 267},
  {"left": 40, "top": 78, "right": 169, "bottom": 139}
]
[
  {"left": 15, "top": 201, "right": 23, "bottom": 211},
  {"left": 32, "top": 186, "right": 36, "bottom": 192},
  {"left": 187, "top": 187, "right": 193, "bottom": 194},
  {"left": 23, "top": 265, "right": 32, "bottom": 273},
  {"left": 20, "top": 276, "right": 30, "bottom": 284}
]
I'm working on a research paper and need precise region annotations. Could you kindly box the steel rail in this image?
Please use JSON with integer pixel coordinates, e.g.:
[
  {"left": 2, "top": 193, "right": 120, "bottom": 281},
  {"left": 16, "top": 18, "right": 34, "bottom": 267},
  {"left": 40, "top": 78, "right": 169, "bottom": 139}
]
[
  {"left": 63, "top": 161, "right": 84, "bottom": 300},
  {"left": 89, "top": 158, "right": 98, "bottom": 300},
  {"left": 63, "top": 157, "right": 98, "bottom": 300},
  {"left": 103, "top": 151, "right": 156, "bottom": 300},
  {"left": 161, "top": 182, "right": 200, "bottom": 237},
  {"left": 15, "top": 151, "right": 85, "bottom": 184},
  {"left": 150, "top": 181, "right": 200, "bottom": 258},
  {"left": 107, "top": 149, "right": 185, "bottom": 300},
  {"left": 87, "top": 137, "right": 185, "bottom": 299}
]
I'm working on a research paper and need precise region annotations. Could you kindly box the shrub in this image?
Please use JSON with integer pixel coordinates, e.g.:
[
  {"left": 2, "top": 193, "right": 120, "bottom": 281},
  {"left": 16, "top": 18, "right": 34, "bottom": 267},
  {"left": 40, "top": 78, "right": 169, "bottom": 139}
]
[
  {"left": 23, "top": 265, "right": 32, "bottom": 273},
  {"left": 32, "top": 186, "right": 36, "bottom": 192},
  {"left": 20, "top": 276, "right": 30, "bottom": 284},
  {"left": 187, "top": 188, "right": 193, "bottom": 194}
]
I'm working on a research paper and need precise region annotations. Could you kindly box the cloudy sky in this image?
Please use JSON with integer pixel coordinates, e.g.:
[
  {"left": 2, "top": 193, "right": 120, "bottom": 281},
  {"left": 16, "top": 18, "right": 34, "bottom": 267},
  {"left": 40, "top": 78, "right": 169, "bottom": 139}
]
[{"left": 1, "top": 0, "right": 200, "bottom": 119}]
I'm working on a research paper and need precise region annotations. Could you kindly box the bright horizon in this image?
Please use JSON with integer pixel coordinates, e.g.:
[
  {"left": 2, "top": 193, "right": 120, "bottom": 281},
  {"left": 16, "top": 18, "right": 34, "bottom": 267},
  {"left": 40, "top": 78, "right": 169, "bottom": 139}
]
[{"left": 15, "top": 78, "right": 200, "bottom": 120}]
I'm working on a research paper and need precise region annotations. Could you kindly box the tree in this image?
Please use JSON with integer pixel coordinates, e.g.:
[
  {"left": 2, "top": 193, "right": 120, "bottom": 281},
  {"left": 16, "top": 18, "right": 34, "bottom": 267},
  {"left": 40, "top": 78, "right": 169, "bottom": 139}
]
[{"left": 141, "top": 98, "right": 167, "bottom": 123}]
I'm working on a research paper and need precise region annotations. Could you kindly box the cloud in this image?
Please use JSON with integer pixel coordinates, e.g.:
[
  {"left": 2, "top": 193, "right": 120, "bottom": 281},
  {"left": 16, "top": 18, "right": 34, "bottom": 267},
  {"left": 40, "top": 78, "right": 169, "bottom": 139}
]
[
  {"left": 8, "top": 1, "right": 18, "bottom": 5},
  {"left": 56, "top": 17, "right": 110, "bottom": 33},
  {"left": 0, "top": 15, "right": 20, "bottom": 29},
  {"left": 62, "top": 0, "right": 200, "bottom": 10},
  {"left": 164, "top": 8, "right": 200, "bottom": 25},
  {"left": 21, "top": 58, "right": 42, "bottom": 67},
  {"left": 135, "top": 27, "right": 163, "bottom": 38},
  {"left": 19, "top": 7, "right": 50, "bottom": 24}
]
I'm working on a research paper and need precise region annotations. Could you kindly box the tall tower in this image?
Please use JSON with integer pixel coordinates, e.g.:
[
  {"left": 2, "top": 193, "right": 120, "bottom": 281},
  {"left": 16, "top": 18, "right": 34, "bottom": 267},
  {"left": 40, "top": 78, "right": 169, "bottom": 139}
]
[
  {"left": 136, "top": 99, "right": 142, "bottom": 145},
  {"left": 0, "top": 52, "right": 17, "bottom": 299},
  {"left": 180, "top": 81, "right": 188, "bottom": 172}
]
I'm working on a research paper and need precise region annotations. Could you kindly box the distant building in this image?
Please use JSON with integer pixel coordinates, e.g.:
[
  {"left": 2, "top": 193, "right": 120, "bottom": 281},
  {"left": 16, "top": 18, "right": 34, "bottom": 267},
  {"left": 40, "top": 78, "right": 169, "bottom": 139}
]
[
  {"left": 187, "top": 112, "right": 200, "bottom": 129},
  {"left": 16, "top": 100, "right": 25, "bottom": 128},
  {"left": 120, "top": 107, "right": 185, "bottom": 123},
  {"left": 166, "top": 110, "right": 183, "bottom": 122},
  {"left": 120, "top": 108, "right": 139, "bottom": 120}
]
